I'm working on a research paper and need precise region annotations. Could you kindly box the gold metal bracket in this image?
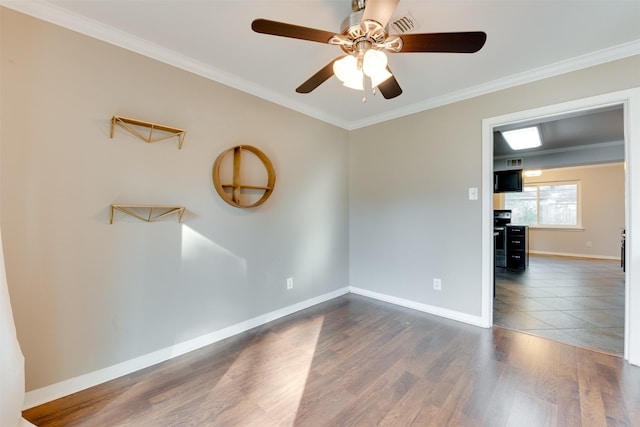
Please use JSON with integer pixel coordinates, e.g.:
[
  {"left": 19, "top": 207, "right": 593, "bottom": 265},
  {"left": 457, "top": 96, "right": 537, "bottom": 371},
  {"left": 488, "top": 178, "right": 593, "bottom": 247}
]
[
  {"left": 110, "top": 205, "right": 186, "bottom": 224},
  {"left": 110, "top": 116, "right": 186, "bottom": 149}
]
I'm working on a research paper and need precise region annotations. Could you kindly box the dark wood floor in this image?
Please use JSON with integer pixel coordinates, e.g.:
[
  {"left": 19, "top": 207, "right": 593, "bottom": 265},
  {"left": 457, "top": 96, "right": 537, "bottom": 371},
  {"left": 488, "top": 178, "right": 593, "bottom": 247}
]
[
  {"left": 495, "top": 255, "right": 625, "bottom": 355},
  {"left": 24, "top": 294, "right": 640, "bottom": 426}
]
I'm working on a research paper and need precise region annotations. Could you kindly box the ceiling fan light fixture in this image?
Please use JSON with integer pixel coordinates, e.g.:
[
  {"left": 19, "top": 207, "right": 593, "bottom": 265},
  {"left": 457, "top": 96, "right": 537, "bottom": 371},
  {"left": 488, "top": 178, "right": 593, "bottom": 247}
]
[
  {"left": 370, "top": 68, "right": 392, "bottom": 87},
  {"left": 363, "top": 49, "right": 392, "bottom": 88},
  {"left": 362, "top": 49, "right": 387, "bottom": 77},
  {"left": 333, "top": 55, "right": 357, "bottom": 81},
  {"left": 342, "top": 75, "right": 364, "bottom": 90},
  {"left": 333, "top": 55, "right": 364, "bottom": 90},
  {"left": 253, "top": 0, "right": 489, "bottom": 99}
]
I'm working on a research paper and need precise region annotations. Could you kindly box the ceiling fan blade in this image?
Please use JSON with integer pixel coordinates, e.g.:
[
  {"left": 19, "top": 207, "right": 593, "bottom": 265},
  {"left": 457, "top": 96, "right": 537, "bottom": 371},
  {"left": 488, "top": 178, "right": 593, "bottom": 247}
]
[
  {"left": 362, "top": 0, "right": 400, "bottom": 28},
  {"left": 377, "top": 69, "right": 402, "bottom": 99},
  {"left": 296, "top": 57, "right": 344, "bottom": 94},
  {"left": 252, "top": 19, "right": 336, "bottom": 44},
  {"left": 399, "top": 32, "right": 487, "bottom": 53}
]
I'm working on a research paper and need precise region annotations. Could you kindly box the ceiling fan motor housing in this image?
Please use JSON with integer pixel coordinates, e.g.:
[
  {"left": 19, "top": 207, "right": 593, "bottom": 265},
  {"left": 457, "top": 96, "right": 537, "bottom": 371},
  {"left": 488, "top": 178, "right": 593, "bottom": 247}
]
[{"left": 340, "top": 10, "right": 388, "bottom": 55}]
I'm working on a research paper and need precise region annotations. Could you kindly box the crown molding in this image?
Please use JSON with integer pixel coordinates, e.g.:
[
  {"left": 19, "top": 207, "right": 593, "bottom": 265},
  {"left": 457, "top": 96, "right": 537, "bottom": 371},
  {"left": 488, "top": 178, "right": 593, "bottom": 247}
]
[
  {"left": 2, "top": 0, "right": 639, "bottom": 131},
  {"left": 0, "top": 0, "right": 351, "bottom": 129},
  {"left": 348, "top": 40, "right": 640, "bottom": 130}
]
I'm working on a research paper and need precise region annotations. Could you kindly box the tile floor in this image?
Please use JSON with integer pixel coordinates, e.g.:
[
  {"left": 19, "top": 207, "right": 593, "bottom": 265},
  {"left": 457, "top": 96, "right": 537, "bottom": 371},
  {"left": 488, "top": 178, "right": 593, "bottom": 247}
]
[{"left": 494, "top": 254, "right": 625, "bottom": 355}]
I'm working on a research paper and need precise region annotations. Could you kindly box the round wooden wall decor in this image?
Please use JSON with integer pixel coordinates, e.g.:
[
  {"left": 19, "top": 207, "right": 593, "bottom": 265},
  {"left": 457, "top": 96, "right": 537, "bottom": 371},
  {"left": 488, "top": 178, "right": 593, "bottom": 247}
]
[{"left": 212, "top": 145, "right": 276, "bottom": 208}]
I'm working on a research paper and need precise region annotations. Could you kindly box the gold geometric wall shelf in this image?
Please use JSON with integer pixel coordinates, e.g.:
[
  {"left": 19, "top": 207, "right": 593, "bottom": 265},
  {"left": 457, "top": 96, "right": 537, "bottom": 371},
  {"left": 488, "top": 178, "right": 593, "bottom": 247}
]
[
  {"left": 110, "top": 116, "right": 186, "bottom": 149},
  {"left": 110, "top": 205, "right": 186, "bottom": 224},
  {"left": 212, "top": 145, "right": 276, "bottom": 208}
]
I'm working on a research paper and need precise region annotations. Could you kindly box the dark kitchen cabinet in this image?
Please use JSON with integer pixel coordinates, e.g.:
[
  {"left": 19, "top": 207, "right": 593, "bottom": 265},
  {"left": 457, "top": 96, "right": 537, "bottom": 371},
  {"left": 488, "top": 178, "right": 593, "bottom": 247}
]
[{"left": 506, "top": 225, "right": 529, "bottom": 271}]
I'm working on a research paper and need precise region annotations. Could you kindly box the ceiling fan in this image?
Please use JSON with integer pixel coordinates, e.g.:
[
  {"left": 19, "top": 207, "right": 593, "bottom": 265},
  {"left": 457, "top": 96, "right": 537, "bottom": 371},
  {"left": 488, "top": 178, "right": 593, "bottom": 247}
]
[{"left": 251, "top": 0, "right": 487, "bottom": 100}]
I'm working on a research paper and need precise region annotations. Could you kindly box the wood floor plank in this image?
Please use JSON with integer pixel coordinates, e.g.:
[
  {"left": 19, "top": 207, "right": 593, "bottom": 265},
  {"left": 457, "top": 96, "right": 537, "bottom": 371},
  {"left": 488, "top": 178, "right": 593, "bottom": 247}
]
[
  {"left": 325, "top": 363, "right": 417, "bottom": 426},
  {"left": 23, "top": 294, "right": 640, "bottom": 427},
  {"left": 480, "top": 364, "right": 520, "bottom": 426},
  {"left": 577, "top": 354, "right": 608, "bottom": 427},
  {"left": 378, "top": 377, "right": 436, "bottom": 426},
  {"left": 594, "top": 362, "right": 633, "bottom": 426},
  {"left": 505, "top": 391, "right": 557, "bottom": 427},
  {"left": 291, "top": 372, "right": 355, "bottom": 426},
  {"left": 555, "top": 358, "right": 582, "bottom": 426},
  {"left": 426, "top": 370, "right": 481, "bottom": 427}
]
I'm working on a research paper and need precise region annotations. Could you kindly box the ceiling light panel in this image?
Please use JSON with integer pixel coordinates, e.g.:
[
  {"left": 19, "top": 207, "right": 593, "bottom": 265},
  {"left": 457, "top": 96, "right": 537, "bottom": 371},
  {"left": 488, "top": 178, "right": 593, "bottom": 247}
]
[{"left": 502, "top": 126, "right": 542, "bottom": 150}]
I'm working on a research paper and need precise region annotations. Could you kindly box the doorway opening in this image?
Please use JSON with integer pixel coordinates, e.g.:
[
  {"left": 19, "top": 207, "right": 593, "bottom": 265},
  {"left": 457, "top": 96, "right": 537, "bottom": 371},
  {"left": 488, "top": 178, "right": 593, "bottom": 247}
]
[
  {"left": 494, "top": 113, "right": 625, "bottom": 353},
  {"left": 480, "top": 88, "right": 640, "bottom": 365}
]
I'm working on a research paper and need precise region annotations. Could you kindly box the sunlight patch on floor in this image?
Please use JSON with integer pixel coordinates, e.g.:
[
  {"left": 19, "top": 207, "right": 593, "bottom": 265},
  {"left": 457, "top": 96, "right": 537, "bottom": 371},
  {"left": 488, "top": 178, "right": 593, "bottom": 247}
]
[{"left": 206, "top": 315, "right": 325, "bottom": 425}]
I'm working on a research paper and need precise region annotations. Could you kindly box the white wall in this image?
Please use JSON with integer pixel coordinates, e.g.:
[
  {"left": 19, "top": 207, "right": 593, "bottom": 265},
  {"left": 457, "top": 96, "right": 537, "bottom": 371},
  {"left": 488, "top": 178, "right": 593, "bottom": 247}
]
[
  {"left": 350, "top": 56, "right": 640, "bottom": 321},
  {"left": 0, "top": 8, "right": 349, "bottom": 393},
  {"left": 349, "top": 106, "right": 485, "bottom": 319},
  {"left": 526, "top": 164, "right": 624, "bottom": 258}
]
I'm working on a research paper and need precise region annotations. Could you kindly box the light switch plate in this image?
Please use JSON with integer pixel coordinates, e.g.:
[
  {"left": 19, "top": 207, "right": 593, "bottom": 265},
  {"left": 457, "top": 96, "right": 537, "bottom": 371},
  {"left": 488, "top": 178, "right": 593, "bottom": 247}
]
[{"left": 469, "top": 187, "right": 478, "bottom": 200}]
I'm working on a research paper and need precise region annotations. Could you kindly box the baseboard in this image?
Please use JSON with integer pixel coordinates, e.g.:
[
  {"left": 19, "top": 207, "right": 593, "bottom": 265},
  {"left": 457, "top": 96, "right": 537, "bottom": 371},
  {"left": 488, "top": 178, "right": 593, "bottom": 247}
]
[
  {"left": 349, "top": 286, "right": 486, "bottom": 328},
  {"left": 23, "top": 285, "right": 486, "bottom": 409},
  {"left": 23, "top": 286, "right": 350, "bottom": 410},
  {"left": 530, "top": 250, "right": 620, "bottom": 261}
]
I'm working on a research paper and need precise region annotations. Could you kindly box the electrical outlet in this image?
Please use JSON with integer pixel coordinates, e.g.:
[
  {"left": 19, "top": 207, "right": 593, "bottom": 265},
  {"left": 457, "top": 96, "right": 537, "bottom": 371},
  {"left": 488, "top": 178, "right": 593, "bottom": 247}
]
[
  {"left": 433, "top": 278, "right": 442, "bottom": 291},
  {"left": 587, "top": 241, "right": 592, "bottom": 247},
  {"left": 286, "top": 277, "right": 294, "bottom": 290}
]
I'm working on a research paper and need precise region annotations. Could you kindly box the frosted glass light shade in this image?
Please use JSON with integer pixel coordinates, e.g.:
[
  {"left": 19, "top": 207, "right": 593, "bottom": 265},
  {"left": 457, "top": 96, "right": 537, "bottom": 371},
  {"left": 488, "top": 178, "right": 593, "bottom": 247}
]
[
  {"left": 363, "top": 49, "right": 391, "bottom": 87},
  {"left": 333, "top": 55, "right": 363, "bottom": 90},
  {"left": 371, "top": 68, "right": 392, "bottom": 87},
  {"left": 362, "top": 49, "right": 387, "bottom": 77},
  {"left": 343, "top": 74, "right": 364, "bottom": 90}
]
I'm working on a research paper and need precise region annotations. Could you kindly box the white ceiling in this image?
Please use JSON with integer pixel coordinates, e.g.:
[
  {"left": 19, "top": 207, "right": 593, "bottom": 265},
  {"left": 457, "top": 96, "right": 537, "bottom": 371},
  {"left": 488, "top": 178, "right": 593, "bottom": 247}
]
[{"left": 3, "top": 0, "right": 640, "bottom": 129}]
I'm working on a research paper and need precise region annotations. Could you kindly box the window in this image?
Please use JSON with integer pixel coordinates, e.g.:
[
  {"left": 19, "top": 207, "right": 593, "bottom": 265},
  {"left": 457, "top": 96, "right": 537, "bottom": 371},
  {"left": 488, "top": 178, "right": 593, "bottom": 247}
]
[{"left": 504, "top": 181, "right": 580, "bottom": 227}]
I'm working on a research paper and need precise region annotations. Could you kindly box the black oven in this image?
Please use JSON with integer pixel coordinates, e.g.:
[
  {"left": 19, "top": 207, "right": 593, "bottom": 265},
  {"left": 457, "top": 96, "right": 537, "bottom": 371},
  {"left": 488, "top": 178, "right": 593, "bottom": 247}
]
[{"left": 494, "top": 210, "right": 511, "bottom": 268}]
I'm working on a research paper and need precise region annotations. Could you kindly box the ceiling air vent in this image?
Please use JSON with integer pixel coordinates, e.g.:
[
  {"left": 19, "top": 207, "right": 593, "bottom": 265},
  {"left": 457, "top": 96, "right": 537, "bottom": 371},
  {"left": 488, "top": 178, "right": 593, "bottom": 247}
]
[
  {"left": 506, "top": 158, "right": 523, "bottom": 168},
  {"left": 389, "top": 12, "right": 418, "bottom": 35}
]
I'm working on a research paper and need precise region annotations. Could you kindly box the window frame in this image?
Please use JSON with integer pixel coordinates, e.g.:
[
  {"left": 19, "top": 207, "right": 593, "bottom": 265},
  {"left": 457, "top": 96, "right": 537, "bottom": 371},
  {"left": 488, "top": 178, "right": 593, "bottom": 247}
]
[{"left": 504, "top": 180, "right": 583, "bottom": 230}]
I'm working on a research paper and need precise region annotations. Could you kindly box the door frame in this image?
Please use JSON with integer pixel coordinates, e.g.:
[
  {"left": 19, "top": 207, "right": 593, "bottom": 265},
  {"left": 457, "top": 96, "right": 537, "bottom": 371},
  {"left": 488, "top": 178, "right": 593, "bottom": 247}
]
[{"left": 481, "top": 87, "right": 640, "bottom": 365}]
